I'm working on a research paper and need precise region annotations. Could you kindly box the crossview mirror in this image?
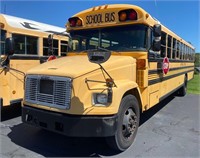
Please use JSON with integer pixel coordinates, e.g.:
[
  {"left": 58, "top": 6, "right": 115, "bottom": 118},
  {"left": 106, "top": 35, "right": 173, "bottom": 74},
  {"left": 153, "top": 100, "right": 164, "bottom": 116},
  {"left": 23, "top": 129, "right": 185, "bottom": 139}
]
[
  {"left": 87, "top": 50, "right": 111, "bottom": 64},
  {"left": 5, "top": 37, "right": 15, "bottom": 55},
  {"left": 153, "top": 24, "right": 161, "bottom": 37}
]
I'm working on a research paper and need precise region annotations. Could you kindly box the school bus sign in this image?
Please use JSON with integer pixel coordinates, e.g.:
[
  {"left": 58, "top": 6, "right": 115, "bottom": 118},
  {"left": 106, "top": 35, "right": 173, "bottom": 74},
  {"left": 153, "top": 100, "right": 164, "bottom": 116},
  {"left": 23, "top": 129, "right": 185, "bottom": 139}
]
[{"left": 86, "top": 12, "right": 115, "bottom": 24}]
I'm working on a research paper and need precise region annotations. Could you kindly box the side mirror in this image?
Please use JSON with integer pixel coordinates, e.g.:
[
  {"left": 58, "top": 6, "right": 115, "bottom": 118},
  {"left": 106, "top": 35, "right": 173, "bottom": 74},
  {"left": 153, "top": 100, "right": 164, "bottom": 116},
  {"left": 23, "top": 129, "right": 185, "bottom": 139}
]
[
  {"left": 152, "top": 39, "right": 161, "bottom": 51},
  {"left": 5, "top": 37, "right": 15, "bottom": 55},
  {"left": 87, "top": 50, "right": 111, "bottom": 64},
  {"left": 153, "top": 24, "right": 161, "bottom": 37}
]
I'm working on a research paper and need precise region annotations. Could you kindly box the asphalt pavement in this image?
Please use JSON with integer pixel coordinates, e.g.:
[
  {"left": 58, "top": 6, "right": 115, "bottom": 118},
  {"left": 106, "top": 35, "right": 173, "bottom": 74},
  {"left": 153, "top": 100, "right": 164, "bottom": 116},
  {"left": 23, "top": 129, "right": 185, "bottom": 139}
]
[{"left": 0, "top": 94, "right": 200, "bottom": 158}]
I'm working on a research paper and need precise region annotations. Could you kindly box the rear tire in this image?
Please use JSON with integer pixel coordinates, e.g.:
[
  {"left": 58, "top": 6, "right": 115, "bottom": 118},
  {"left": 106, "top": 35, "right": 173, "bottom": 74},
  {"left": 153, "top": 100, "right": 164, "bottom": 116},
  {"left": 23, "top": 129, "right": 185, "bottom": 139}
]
[
  {"left": 106, "top": 95, "right": 140, "bottom": 151},
  {"left": 177, "top": 75, "right": 187, "bottom": 96}
]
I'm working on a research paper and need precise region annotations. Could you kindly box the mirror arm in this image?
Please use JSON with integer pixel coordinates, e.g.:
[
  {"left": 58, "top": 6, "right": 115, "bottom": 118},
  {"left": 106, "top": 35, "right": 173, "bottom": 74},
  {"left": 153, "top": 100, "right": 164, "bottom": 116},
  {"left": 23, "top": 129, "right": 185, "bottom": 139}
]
[
  {"left": 0, "top": 65, "right": 25, "bottom": 76},
  {"left": 98, "top": 64, "right": 117, "bottom": 88}
]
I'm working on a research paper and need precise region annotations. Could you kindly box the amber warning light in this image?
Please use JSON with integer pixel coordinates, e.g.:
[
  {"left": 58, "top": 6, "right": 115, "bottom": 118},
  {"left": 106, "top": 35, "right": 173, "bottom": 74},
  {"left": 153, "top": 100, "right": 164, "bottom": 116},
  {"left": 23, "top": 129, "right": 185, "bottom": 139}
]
[
  {"left": 118, "top": 9, "right": 137, "bottom": 22},
  {"left": 68, "top": 17, "right": 82, "bottom": 27}
]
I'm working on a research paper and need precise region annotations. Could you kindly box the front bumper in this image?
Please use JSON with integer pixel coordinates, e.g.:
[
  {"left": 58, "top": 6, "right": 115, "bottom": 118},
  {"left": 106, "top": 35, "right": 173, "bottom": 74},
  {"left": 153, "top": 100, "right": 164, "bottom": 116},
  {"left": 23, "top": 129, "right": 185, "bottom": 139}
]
[{"left": 22, "top": 105, "right": 118, "bottom": 137}]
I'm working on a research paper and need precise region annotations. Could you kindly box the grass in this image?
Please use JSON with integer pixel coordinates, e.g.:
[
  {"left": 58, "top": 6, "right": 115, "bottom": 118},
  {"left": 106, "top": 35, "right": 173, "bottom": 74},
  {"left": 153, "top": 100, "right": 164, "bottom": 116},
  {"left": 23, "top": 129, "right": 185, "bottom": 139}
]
[{"left": 187, "top": 74, "right": 200, "bottom": 94}]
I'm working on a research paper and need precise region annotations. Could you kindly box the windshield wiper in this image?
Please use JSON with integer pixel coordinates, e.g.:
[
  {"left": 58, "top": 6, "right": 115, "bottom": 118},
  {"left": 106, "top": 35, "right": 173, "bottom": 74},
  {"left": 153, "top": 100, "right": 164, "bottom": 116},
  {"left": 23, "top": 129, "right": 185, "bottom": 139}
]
[{"left": 78, "top": 46, "right": 119, "bottom": 54}]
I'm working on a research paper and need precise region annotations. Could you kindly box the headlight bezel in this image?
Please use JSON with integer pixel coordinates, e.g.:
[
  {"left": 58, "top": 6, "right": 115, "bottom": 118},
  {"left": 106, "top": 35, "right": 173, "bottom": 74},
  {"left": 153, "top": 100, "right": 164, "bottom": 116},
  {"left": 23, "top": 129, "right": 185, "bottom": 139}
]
[{"left": 92, "top": 93, "right": 109, "bottom": 106}]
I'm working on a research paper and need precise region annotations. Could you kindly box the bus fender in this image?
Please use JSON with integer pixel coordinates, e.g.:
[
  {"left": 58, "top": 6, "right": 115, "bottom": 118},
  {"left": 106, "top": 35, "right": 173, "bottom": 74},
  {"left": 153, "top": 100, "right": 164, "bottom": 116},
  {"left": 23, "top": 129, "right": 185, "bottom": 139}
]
[{"left": 113, "top": 81, "right": 143, "bottom": 113}]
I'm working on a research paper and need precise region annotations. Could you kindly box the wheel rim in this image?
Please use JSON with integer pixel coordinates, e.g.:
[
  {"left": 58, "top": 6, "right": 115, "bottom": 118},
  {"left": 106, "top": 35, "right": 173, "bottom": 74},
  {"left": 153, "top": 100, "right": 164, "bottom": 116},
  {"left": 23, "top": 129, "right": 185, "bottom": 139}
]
[{"left": 122, "top": 108, "right": 137, "bottom": 140}]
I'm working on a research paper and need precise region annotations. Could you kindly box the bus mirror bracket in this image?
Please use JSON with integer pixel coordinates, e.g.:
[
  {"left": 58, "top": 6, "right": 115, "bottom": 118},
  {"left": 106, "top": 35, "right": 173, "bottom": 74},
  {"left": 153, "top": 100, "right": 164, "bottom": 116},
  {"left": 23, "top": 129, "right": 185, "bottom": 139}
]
[
  {"left": 86, "top": 49, "right": 116, "bottom": 103},
  {"left": 48, "top": 34, "right": 53, "bottom": 55},
  {"left": 152, "top": 39, "right": 161, "bottom": 52}
]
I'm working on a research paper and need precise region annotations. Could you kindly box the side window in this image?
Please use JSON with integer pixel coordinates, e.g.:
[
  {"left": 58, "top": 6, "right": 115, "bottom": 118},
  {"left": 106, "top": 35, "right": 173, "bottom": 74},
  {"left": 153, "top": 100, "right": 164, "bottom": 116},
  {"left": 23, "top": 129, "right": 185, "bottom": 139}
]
[
  {"left": 161, "top": 32, "right": 167, "bottom": 57},
  {"left": 185, "top": 45, "right": 188, "bottom": 60},
  {"left": 43, "top": 38, "right": 58, "bottom": 56},
  {"left": 176, "top": 41, "right": 180, "bottom": 59},
  {"left": 53, "top": 40, "right": 58, "bottom": 56},
  {"left": 188, "top": 48, "right": 191, "bottom": 60},
  {"left": 26, "top": 36, "right": 38, "bottom": 55},
  {"left": 61, "top": 40, "right": 68, "bottom": 56},
  {"left": 183, "top": 44, "right": 186, "bottom": 60},
  {"left": 0, "top": 29, "right": 6, "bottom": 55},
  {"left": 12, "top": 34, "right": 38, "bottom": 55},
  {"left": 167, "top": 35, "right": 172, "bottom": 58},
  {"left": 180, "top": 43, "right": 183, "bottom": 59},
  {"left": 172, "top": 38, "right": 176, "bottom": 59},
  {"left": 186, "top": 46, "right": 189, "bottom": 60}
]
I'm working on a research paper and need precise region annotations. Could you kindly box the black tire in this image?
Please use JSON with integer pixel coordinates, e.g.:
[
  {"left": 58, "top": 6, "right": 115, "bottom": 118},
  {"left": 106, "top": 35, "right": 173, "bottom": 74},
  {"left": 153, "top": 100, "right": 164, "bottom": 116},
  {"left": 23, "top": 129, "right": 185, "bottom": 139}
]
[
  {"left": 177, "top": 75, "right": 188, "bottom": 96},
  {"left": 106, "top": 95, "right": 140, "bottom": 151}
]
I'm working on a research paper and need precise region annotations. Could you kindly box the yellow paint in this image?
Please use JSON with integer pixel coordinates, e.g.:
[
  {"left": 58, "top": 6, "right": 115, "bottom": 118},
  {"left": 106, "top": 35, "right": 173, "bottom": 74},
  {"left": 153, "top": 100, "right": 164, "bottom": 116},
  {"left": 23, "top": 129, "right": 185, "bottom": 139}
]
[{"left": 0, "top": 13, "right": 68, "bottom": 106}]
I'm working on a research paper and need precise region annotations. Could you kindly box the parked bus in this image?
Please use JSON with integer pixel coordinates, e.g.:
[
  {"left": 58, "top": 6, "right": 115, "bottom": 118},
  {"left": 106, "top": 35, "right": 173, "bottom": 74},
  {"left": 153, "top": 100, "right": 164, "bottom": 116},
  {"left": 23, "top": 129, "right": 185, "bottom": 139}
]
[
  {"left": 21, "top": 4, "right": 195, "bottom": 151},
  {"left": 0, "top": 13, "right": 69, "bottom": 108}
]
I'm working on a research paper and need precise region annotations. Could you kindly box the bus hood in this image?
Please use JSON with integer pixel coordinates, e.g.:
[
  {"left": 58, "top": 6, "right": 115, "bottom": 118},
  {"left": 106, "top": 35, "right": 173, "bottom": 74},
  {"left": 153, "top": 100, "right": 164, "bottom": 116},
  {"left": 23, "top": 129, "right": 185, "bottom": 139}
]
[{"left": 27, "top": 55, "right": 135, "bottom": 78}]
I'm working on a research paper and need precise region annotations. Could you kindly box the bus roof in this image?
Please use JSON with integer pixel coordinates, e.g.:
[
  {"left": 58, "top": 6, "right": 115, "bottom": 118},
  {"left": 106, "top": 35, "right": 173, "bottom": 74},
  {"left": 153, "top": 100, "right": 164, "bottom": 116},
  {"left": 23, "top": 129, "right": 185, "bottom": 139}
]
[
  {"left": 67, "top": 4, "right": 194, "bottom": 49},
  {"left": 0, "top": 13, "right": 68, "bottom": 36}
]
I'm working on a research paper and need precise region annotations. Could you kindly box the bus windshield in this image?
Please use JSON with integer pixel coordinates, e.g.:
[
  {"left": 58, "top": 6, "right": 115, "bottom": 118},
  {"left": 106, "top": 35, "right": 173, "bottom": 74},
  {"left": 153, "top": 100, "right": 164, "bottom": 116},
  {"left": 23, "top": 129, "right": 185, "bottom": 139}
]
[{"left": 70, "top": 25, "right": 148, "bottom": 52}]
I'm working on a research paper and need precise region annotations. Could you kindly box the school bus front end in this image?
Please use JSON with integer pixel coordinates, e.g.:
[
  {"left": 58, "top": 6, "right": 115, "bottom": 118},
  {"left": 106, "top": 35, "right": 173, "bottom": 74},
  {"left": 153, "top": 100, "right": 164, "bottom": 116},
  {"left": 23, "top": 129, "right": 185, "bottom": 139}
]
[
  {"left": 22, "top": 54, "right": 140, "bottom": 142},
  {"left": 22, "top": 4, "right": 163, "bottom": 151}
]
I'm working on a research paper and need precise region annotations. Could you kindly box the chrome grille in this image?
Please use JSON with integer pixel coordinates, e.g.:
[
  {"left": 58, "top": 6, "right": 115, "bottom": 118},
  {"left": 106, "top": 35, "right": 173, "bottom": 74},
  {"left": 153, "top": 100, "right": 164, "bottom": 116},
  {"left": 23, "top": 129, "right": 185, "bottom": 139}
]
[{"left": 25, "top": 75, "right": 72, "bottom": 109}]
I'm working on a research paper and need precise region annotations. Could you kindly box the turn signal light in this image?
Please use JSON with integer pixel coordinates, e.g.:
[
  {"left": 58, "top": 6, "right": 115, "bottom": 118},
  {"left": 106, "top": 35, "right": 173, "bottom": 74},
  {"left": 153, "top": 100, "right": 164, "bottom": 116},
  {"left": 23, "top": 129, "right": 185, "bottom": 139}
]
[
  {"left": 68, "top": 17, "right": 83, "bottom": 27},
  {"left": 119, "top": 12, "right": 127, "bottom": 21},
  {"left": 137, "top": 59, "right": 146, "bottom": 69},
  {"left": 118, "top": 9, "right": 137, "bottom": 22},
  {"left": 76, "top": 19, "right": 82, "bottom": 26},
  {"left": 0, "top": 23, "right": 5, "bottom": 29}
]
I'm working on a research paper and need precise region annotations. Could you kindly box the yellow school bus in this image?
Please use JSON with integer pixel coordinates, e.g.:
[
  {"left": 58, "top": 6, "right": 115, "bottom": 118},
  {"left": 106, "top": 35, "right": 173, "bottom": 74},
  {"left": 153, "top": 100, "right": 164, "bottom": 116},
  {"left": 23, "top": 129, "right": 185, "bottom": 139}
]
[
  {"left": 21, "top": 4, "right": 195, "bottom": 151},
  {"left": 0, "top": 14, "right": 69, "bottom": 107}
]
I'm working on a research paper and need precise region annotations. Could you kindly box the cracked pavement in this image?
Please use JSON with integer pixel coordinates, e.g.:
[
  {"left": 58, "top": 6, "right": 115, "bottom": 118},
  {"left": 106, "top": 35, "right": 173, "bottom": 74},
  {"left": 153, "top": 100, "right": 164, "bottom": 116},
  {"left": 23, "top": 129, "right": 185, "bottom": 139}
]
[{"left": 0, "top": 94, "right": 200, "bottom": 158}]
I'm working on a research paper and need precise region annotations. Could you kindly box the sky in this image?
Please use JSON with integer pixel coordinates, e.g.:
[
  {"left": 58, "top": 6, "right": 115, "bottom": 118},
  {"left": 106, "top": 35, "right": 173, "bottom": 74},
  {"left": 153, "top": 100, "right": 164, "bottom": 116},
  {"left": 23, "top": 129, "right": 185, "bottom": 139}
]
[{"left": 0, "top": 0, "right": 199, "bottom": 53}]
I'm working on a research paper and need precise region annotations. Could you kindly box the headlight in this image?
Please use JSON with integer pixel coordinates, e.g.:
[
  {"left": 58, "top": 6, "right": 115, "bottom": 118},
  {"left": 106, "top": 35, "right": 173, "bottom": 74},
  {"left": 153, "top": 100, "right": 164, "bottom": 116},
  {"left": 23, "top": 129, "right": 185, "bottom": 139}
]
[{"left": 93, "top": 93, "right": 108, "bottom": 105}]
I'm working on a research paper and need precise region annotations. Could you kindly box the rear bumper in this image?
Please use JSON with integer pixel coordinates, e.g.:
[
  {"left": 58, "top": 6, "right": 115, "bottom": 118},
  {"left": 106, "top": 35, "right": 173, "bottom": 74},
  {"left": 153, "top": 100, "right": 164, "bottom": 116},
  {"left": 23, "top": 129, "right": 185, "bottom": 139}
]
[{"left": 22, "top": 105, "right": 118, "bottom": 137}]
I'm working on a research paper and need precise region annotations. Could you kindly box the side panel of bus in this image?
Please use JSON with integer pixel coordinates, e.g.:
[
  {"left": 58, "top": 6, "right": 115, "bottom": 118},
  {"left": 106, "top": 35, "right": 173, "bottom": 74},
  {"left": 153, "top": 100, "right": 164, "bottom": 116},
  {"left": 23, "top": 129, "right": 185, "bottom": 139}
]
[
  {"left": 148, "top": 60, "right": 194, "bottom": 109},
  {"left": 0, "top": 59, "right": 40, "bottom": 106}
]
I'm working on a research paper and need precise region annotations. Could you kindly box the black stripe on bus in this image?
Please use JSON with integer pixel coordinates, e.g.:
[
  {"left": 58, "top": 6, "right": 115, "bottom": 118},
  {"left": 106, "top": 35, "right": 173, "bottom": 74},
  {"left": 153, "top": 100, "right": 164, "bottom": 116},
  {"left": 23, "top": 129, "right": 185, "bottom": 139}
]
[
  {"left": 149, "top": 65, "right": 194, "bottom": 75},
  {"left": 10, "top": 55, "right": 49, "bottom": 64},
  {"left": 149, "top": 58, "right": 195, "bottom": 63},
  {"left": 148, "top": 69, "right": 194, "bottom": 86},
  {"left": 10, "top": 55, "right": 48, "bottom": 60}
]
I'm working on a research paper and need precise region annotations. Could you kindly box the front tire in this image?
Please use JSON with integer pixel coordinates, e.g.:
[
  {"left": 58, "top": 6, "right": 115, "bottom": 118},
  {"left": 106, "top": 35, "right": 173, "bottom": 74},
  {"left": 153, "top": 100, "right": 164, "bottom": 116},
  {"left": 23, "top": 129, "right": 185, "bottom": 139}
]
[{"left": 106, "top": 95, "right": 140, "bottom": 151}]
